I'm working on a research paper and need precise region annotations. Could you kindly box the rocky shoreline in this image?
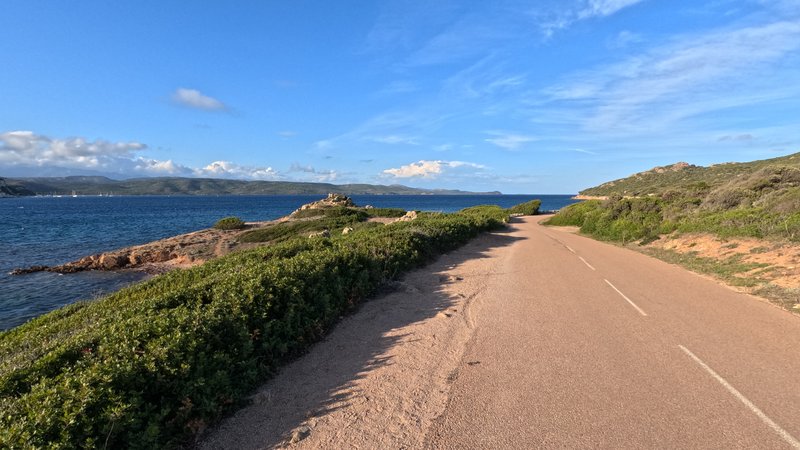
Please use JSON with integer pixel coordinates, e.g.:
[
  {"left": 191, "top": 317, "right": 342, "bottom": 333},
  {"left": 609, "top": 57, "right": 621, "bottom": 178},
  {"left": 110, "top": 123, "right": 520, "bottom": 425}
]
[
  {"left": 11, "top": 193, "right": 414, "bottom": 276},
  {"left": 10, "top": 221, "right": 274, "bottom": 275}
]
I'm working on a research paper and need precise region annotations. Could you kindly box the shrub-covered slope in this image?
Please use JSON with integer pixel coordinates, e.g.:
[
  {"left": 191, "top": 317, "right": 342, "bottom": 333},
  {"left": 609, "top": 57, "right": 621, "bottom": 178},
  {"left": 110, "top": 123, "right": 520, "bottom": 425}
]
[
  {"left": 581, "top": 152, "right": 800, "bottom": 197},
  {"left": 548, "top": 159, "right": 800, "bottom": 243},
  {"left": 0, "top": 201, "right": 539, "bottom": 448}
]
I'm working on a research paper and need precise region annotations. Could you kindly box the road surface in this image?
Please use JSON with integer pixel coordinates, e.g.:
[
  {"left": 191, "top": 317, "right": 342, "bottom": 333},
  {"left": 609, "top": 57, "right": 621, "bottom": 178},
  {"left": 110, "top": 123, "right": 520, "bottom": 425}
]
[{"left": 203, "top": 216, "right": 800, "bottom": 449}]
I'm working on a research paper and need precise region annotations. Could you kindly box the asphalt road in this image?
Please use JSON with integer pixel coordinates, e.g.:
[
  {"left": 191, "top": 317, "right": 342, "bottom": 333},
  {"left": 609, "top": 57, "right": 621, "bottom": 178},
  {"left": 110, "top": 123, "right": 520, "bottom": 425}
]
[{"left": 425, "top": 216, "right": 800, "bottom": 449}]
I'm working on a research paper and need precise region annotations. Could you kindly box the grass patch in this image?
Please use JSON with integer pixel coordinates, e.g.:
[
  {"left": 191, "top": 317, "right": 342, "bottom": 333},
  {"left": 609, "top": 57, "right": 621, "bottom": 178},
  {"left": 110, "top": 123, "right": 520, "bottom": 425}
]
[
  {"left": 752, "top": 284, "right": 800, "bottom": 311},
  {"left": 641, "top": 247, "right": 768, "bottom": 287}
]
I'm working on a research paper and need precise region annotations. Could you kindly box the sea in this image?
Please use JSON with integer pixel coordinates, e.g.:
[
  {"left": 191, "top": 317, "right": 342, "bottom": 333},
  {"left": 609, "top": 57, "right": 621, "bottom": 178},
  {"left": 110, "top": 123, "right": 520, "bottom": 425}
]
[{"left": 0, "top": 194, "right": 577, "bottom": 330}]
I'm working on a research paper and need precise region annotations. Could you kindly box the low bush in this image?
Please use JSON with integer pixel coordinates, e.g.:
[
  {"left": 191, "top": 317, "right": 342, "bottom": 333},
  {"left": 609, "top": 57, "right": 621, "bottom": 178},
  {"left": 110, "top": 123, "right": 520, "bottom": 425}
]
[
  {"left": 506, "top": 199, "right": 541, "bottom": 216},
  {"left": 543, "top": 200, "right": 601, "bottom": 226},
  {"left": 0, "top": 201, "right": 536, "bottom": 448},
  {"left": 213, "top": 217, "right": 246, "bottom": 230},
  {"left": 239, "top": 213, "right": 367, "bottom": 243}
]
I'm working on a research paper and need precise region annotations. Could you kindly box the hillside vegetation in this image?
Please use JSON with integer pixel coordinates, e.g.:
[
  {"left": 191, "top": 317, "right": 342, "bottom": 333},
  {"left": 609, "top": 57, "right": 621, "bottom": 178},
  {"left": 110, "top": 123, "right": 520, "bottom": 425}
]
[
  {"left": 0, "top": 199, "right": 539, "bottom": 448},
  {"left": 581, "top": 152, "right": 800, "bottom": 197},
  {"left": 0, "top": 178, "right": 35, "bottom": 197},
  {"left": 1, "top": 176, "right": 500, "bottom": 196},
  {"left": 549, "top": 156, "right": 800, "bottom": 243}
]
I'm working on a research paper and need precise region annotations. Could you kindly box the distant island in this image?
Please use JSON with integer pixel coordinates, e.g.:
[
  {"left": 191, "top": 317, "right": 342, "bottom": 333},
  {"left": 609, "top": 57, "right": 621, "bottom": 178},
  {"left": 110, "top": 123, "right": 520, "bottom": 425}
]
[{"left": 0, "top": 176, "right": 501, "bottom": 197}]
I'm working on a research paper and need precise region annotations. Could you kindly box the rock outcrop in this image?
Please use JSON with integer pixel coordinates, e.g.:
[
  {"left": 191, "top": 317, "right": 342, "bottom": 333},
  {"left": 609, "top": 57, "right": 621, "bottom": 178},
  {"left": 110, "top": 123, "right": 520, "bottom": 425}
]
[
  {"left": 396, "top": 211, "right": 418, "bottom": 222},
  {"left": 291, "top": 193, "right": 354, "bottom": 216},
  {"left": 11, "top": 223, "right": 266, "bottom": 275}
]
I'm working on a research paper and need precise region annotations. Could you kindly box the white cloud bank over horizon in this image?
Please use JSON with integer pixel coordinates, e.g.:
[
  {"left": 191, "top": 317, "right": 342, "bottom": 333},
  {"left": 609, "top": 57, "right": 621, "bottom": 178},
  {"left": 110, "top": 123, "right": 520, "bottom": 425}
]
[{"left": 0, "top": 130, "right": 282, "bottom": 180}]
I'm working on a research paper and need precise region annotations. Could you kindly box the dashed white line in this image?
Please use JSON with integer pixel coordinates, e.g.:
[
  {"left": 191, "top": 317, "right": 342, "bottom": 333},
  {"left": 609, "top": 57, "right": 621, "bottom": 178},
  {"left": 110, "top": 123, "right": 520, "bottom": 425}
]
[
  {"left": 578, "top": 256, "right": 595, "bottom": 271},
  {"left": 678, "top": 345, "right": 800, "bottom": 449},
  {"left": 603, "top": 279, "right": 648, "bottom": 316},
  {"left": 565, "top": 245, "right": 576, "bottom": 254}
]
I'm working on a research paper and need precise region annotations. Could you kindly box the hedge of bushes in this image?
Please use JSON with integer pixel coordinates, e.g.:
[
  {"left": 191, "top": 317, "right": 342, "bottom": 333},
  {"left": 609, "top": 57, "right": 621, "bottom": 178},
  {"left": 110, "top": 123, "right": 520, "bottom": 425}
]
[{"left": 0, "top": 202, "right": 523, "bottom": 448}]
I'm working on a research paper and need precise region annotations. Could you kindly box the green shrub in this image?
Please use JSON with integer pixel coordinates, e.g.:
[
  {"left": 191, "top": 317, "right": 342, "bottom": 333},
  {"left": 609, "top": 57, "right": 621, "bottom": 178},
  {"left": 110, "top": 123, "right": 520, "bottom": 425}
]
[
  {"left": 213, "top": 217, "right": 246, "bottom": 230},
  {"left": 543, "top": 200, "right": 602, "bottom": 226},
  {"left": 0, "top": 208, "right": 510, "bottom": 448},
  {"left": 239, "top": 212, "right": 368, "bottom": 243},
  {"left": 364, "top": 207, "right": 407, "bottom": 218},
  {"left": 506, "top": 199, "right": 541, "bottom": 216}
]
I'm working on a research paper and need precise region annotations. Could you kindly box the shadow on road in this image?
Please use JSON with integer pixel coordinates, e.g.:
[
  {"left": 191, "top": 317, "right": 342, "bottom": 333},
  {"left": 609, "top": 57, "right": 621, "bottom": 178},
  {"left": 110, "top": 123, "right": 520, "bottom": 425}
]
[{"left": 199, "top": 223, "right": 525, "bottom": 449}]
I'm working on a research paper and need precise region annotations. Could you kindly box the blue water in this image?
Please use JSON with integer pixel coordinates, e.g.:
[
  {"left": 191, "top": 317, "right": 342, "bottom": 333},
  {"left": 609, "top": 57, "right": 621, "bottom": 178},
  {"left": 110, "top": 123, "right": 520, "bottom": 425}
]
[{"left": 0, "top": 194, "right": 577, "bottom": 330}]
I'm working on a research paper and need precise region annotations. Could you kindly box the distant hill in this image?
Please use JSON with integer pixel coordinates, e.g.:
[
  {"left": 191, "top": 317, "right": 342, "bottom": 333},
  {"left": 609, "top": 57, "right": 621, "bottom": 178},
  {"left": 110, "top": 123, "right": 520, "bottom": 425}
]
[
  {"left": 0, "top": 177, "right": 36, "bottom": 197},
  {"left": 0, "top": 176, "right": 501, "bottom": 196},
  {"left": 581, "top": 152, "right": 800, "bottom": 197}
]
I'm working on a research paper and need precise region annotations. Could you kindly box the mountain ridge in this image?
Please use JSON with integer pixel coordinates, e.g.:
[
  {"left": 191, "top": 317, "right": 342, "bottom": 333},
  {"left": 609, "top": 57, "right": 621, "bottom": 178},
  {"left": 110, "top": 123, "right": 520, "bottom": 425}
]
[{"left": 0, "top": 176, "right": 501, "bottom": 196}]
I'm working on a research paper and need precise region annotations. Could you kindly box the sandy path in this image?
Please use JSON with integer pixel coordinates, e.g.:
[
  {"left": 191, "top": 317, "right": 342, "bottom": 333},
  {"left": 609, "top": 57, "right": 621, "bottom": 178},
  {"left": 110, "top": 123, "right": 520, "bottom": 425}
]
[{"left": 200, "top": 224, "right": 522, "bottom": 449}]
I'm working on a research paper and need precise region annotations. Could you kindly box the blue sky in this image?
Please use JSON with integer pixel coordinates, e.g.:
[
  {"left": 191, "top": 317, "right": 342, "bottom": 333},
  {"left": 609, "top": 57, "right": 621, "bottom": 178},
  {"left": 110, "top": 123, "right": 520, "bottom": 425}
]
[{"left": 1, "top": 0, "right": 799, "bottom": 193}]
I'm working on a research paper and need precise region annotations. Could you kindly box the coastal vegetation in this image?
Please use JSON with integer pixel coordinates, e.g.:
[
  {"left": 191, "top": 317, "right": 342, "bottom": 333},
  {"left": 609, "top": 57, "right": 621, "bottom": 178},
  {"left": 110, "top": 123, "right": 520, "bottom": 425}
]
[
  {"left": 0, "top": 175, "right": 500, "bottom": 196},
  {"left": 547, "top": 163, "right": 800, "bottom": 243},
  {"left": 0, "top": 199, "right": 539, "bottom": 448},
  {"left": 579, "top": 152, "right": 800, "bottom": 198},
  {"left": 546, "top": 154, "right": 800, "bottom": 312},
  {"left": 507, "top": 199, "right": 542, "bottom": 216},
  {"left": 212, "top": 217, "right": 246, "bottom": 230}
]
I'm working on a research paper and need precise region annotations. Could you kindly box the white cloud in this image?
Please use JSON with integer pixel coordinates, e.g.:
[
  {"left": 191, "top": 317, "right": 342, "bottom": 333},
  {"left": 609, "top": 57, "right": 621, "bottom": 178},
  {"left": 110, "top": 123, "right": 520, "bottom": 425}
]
[
  {"left": 133, "top": 158, "right": 189, "bottom": 174},
  {"left": 542, "top": 20, "right": 800, "bottom": 131},
  {"left": 0, "top": 130, "right": 146, "bottom": 167},
  {"left": 718, "top": 134, "right": 755, "bottom": 142},
  {"left": 382, "top": 160, "right": 484, "bottom": 179},
  {"left": 433, "top": 143, "right": 453, "bottom": 152},
  {"left": 199, "top": 161, "right": 279, "bottom": 180},
  {"left": 484, "top": 131, "right": 537, "bottom": 150},
  {"left": 371, "top": 135, "right": 420, "bottom": 145},
  {"left": 540, "top": 0, "right": 645, "bottom": 37},
  {"left": 171, "top": 88, "right": 227, "bottom": 111},
  {"left": 0, "top": 130, "right": 284, "bottom": 180},
  {"left": 314, "top": 111, "right": 450, "bottom": 150},
  {"left": 578, "top": 0, "right": 644, "bottom": 19},
  {"left": 608, "top": 30, "right": 643, "bottom": 49}
]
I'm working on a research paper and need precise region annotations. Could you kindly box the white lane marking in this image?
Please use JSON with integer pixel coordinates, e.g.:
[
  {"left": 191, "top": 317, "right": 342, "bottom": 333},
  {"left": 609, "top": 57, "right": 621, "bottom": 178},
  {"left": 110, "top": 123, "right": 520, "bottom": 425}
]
[
  {"left": 603, "top": 279, "right": 648, "bottom": 316},
  {"left": 566, "top": 245, "right": 576, "bottom": 254},
  {"left": 678, "top": 345, "right": 800, "bottom": 449},
  {"left": 578, "top": 256, "right": 596, "bottom": 271}
]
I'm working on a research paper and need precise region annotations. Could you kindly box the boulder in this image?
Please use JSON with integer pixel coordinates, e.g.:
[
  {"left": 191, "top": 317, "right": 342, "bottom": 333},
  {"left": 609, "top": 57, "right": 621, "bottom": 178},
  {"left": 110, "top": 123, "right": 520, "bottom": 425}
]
[
  {"left": 397, "top": 211, "right": 418, "bottom": 222},
  {"left": 309, "top": 229, "right": 331, "bottom": 238},
  {"left": 99, "top": 254, "right": 128, "bottom": 270}
]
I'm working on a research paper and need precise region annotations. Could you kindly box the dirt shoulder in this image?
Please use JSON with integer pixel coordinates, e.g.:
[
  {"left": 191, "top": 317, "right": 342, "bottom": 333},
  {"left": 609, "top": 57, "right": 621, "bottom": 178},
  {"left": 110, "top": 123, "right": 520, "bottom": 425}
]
[{"left": 199, "top": 224, "right": 521, "bottom": 449}]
